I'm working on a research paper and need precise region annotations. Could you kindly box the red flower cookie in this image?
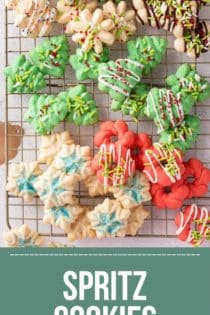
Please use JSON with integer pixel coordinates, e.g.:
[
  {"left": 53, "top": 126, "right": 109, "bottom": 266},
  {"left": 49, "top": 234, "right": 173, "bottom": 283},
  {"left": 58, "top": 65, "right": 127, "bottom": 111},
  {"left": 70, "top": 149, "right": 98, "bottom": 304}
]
[
  {"left": 175, "top": 204, "right": 210, "bottom": 246},
  {"left": 94, "top": 120, "right": 136, "bottom": 148},
  {"left": 151, "top": 180, "right": 189, "bottom": 210},
  {"left": 183, "top": 158, "right": 210, "bottom": 199},
  {"left": 142, "top": 143, "right": 185, "bottom": 186},
  {"left": 91, "top": 143, "right": 136, "bottom": 187},
  {"left": 134, "top": 133, "right": 152, "bottom": 170}
]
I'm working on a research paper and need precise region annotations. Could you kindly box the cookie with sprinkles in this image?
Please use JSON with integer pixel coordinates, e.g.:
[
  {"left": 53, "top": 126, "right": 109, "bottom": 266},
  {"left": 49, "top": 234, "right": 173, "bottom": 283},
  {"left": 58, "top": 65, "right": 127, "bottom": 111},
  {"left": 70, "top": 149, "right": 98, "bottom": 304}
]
[
  {"left": 159, "top": 115, "right": 201, "bottom": 152},
  {"left": 4, "top": 55, "right": 46, "bottom": 93},
  {"left": 70, "top": 47, "right": 110, "bottom": 81},
  {"left": 145, "top": 87, "right": 195, "bottom": 134},
  {"left": 127, "top": 36, "right": 167, "bottom": 75},
  {"left": 166, "top": 64, "right": 210, "bottom": 103},
  {"left": 30, "top": 35, "right": 70, "bottom": 77},
  {"left": 58, "top": 85, "right": 99, "bottom": 125},
  {"left": 98, "top": 58, "right": 143, "bottom": 103},
  {"left": 24, "top": 94, "right": 68, "bottom": 135}
]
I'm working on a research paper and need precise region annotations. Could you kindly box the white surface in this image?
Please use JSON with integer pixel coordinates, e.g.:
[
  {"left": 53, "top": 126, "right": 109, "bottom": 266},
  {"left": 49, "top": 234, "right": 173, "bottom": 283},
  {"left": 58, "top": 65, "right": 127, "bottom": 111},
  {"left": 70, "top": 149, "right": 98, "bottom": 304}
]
[{"left": 1, "top": 1, "right": 210, "bottom": 248}]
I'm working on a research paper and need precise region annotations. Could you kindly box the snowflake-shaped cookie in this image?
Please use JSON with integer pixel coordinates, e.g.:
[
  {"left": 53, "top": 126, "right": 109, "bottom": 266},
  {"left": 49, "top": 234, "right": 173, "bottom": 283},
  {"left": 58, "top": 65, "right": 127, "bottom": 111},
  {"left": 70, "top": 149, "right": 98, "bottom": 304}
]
[
  {"left": 88, "top": 198, "right": 130, "bottom": 238},
  {"left": 111, "top": 171, "right": 151, "bottom": 209},
  {"left": 43, "top": 198, "right": 84, "bottom": 233},
  {"left": 6, "top": 162, "right": 43, "bottom": 202},
  {"left": 3, "top": 225, "right": 42, "bottom": 247},
  {"left": 52, "top": 144, "right": 93, "bottom": 184},
  {"left": 38, "top": 131, "right": 74, "bottom": 165},
  {"left": 126, "top": 205, "right": 150, "bottom": 236},
  {"left": 84, "top": 175, "right": 111, "bottom": 197},
  {"left": 34, "top": 168, "right": 75, "bottom": 208}
]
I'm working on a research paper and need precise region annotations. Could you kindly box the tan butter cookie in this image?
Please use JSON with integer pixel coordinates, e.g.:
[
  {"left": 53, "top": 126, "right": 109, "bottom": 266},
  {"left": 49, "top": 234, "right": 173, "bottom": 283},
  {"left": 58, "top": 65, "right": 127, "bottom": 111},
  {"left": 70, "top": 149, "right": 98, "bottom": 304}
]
[
  {"left": 103, "top": 1, "right": 136, "bottom": 43},
  {"left": 34, "top": 167, "right": 75, "bottom": 208},
  {"left": 43, "top": 198, "right": 84, "bottom": 233},
  {"left": 3, "top": 224, "right": 42, "bottom": 247},
  {"left": 72, "top": 8, "right": 115, "bottom": 53},
  {"left": 84, "top": 175, "right": 111, "bottom": 197},
  {"left": 68, "top": 206, "right": 96, "bottom": 242},
  {"left": 111, "top": 171, "right": 151, "bottom": 209},
  {"left": 88, "top": 198, "right": 130, "bottom": 238},
  {"left": 8, "top": 0, "right": 57, "bottom": 38},
  {"left": 56, "top": 0, "right": 97, "bottom": 34},
  {"left": 6, "top": 161, "right": 43, "bottom": 202},
  {"left": 126, "top": 205, "right": 150, "bottom": 236},
  {"left": 52, "top": 144, "right": 93, "bottom": 185},
  {"left": 38, "top": 131, "right": 74, "bottom": 165}
]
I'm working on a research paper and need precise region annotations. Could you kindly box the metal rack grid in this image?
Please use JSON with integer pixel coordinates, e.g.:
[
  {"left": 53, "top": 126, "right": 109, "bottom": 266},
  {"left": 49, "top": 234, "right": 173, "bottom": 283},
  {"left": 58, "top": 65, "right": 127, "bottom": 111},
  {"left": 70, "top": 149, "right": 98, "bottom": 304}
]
[{"left": 4, "top": 3, "right": 210, "bottom": 241}]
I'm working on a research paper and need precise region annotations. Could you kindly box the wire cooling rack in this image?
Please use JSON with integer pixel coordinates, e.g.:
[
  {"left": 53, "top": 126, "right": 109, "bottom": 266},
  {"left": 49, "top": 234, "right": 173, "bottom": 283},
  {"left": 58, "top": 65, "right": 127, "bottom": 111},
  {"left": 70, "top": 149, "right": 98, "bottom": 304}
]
[{"left": 4, "top": 3, "right": 210, "bottom": 240}]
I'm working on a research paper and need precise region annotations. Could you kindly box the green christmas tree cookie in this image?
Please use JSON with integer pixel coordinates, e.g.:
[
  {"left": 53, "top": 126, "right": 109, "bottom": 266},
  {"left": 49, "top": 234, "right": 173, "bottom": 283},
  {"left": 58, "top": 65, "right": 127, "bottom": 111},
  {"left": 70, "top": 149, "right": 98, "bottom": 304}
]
[
  {"left": 70, "top": 47, "right": 110, "bottom": 81},
  {"left": 98, "top": 58, "right": 143, "bottom": 103},
  {"left": 127, "top": 36, "right": 167, "bottom": 76},
  {"left": 58, "top": 85, "right": 98, "bottom": 126},
  {"left": 30, "top": 35, "right": 70, "bottom": 78},
  {"left": 112, "top": 83, "right": 150, "bottom": 120},
  {"left": 159, "top": 115, "right": 201, "bottom": 152},
  {"left": 145, "top": 87, "right": 195, "bottom": 133},
  {"left": 166, "top": 64, "right": 210, "bottom": 103},
  {"left": 24, "top": 94, "right": 68, "bottom": 135},
  {"left": 4, "top": 55, "right": 46, "bottom": 93}
]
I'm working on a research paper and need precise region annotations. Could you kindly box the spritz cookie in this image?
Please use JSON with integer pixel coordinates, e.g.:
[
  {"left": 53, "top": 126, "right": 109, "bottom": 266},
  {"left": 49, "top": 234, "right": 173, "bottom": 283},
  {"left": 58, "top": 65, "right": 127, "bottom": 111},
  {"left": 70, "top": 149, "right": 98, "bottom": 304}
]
[
  {"left": 3, "top": 225, "right": 42, "bottom": 247},
  {"left": 6, "top": 162, "right": 42, "bottom": 202},
  {"left": 126, "top": 205, "right": 149, "bottom": 236},
  {"left": 88, "top": 198, "right": 130, "bottom": 238},
  {"left": 38, "top": 131, "right": 74, "bottom": 165}
]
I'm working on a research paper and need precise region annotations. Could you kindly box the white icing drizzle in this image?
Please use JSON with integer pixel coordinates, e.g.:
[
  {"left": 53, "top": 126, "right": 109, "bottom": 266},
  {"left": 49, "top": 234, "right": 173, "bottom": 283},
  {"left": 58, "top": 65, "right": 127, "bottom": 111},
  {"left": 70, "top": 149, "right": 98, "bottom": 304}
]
[
  {"left": 99, "top": 144, "right": 135, "bottom": 187},
  {"left": 143, "top": 143, "right": 181, "bottom": 184},
  {"left": 176, "top": 204, "right": 210, "bottom": 245},
  {"left": 98, "top": 59, "right": 143, "bottom": 97}
]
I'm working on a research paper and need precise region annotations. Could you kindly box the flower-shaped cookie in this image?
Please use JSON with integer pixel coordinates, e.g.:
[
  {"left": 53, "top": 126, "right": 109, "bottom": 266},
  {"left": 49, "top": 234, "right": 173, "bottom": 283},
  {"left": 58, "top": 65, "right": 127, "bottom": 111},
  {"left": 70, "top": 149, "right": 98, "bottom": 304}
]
[
  {"left": 58, "top": 85, "right": 98, "bottom": 126},
  {"left": 24, "top": 94, "right": 68, "bottom": 135},
  {"left": 30, "top": 35, "right": 70, "bottom": 77},
  {"left": 3, "top": 225, "right": 42, "bottom": 247},
  {"left": 8, "top": 0, "right": 57, "bottom": 38},
  {"left": 6, "top": 162, "right": 42, "bottom": 202},
  {"left": 88, "top": 198, "right": 130, "bottom": 238},
  {"left": 68, "top": 206, "right": 96, "bottom": 242},
  {"left": 159, "top": 115, "right": 201, "bottom": 152},
  {"left": 103, "top": 1, "right": 136, "bottom": 43},
  {"left": 56, "top": 0, "right": 97, "bottom": 34},
  {"left": 91, "top": 143, "right": 136, "bottom": 187},
  {"left": 126, "top": 205, "right": 149, "bottom": 236},
  {"left": 183, "top": 159, "right": 210, "bottom": 199},
  {"left": 133, "top": 132, "right": 152, "bottom": 171},
  {"left": 72, "top": 8, "right": 115, "bottom": 53},
  {"left": 52, "top": 144, "right": 93, "bottom": 184},
  {"left": 4, "top": 55, "right": 46, "bottom": 94},
  {"left": 70, "top": 47, "right": 110, "bottom": 81},
  {"left": 38, "top": 131, "right": 74, "bottom": 165},
  {"left": 142, "top": 143, "right": 185, "bottom": 186},
  {"left": 34, "top": 168, "right": 75, "bottom": 208},
  {"left": 111, "top": 171, "right": 151, "bottom": 209},
  {"left": 94, "top": 120, "right": 136, "bottom": 148},
  {"left": 43, "top": 199, "right": 84, "bottom": 233},
  {"left": 175, "top": 204, "right": 210, "bottom": 246},
  {"left": 151, "top": 179, "right": 189, "bottom": 210},
  {"left": 145, "top": 87, "right": 195, "bottom": 134}
]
